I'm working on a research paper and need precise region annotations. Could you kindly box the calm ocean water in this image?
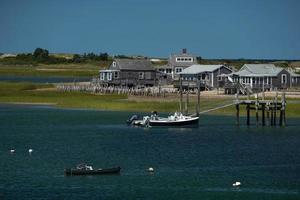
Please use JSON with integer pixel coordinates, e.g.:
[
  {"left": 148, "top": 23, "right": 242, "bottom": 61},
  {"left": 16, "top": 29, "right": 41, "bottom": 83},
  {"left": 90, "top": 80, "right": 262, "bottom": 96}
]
[{"left": 0, "top": 104, "right": 300, "bottom": 200}]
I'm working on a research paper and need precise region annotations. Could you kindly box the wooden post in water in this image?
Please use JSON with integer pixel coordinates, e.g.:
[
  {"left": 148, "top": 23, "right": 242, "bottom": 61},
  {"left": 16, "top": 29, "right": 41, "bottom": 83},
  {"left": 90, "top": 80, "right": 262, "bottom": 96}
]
[
  {"left": 255, "top": 93, "right": 259, "bottom": 126},
  {"left": 246, "top": 104, "right": 250, "bottom": 126},
  {"left": 274, "top": 92, "right": 278, "bottom": 126},
  {"left": 281, "top": 92, "right": 286, "bottom": 126},
  {"left": 266, "top": 102, "right": 270, "bottom": 126},
  {"left": 279, "top": 93, "right": 283, "bottom": 126},
  {"left": 262, "top": 103, "right": 265, "bottom": 126},
  {"left": 236, "top": 104, "right": 240, "bottom": 126},
  {"left": 235, "top": 93, "right": 240, "bottom": 125},
  {"left": 270, "top": 103, "right": 274, "bottom": 126}
]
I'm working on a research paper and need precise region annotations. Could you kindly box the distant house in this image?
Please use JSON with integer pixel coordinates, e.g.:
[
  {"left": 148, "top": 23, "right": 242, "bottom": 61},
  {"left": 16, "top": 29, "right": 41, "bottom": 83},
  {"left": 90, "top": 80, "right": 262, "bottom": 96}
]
[
  {"left": 0, "top": 53, "right": 16, "bottom": 58},
  {"left": 99, "top": 59, "right": 157, "bottom": 87},
  {"left": 157, "top": 49, "right": 197, "bottom": 79},
  {"left": 228, "top": 64, "right": 300, "bottom": 92},
  {"left": 178, "top": 64, "right": 233, "bottom": 89}
]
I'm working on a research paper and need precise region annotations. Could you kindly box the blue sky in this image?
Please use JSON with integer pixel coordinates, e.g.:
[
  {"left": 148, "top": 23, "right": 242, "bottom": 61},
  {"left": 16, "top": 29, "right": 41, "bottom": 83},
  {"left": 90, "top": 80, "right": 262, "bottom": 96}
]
[{"left": 0, "top": 0, "right": 300, "bottom": 59}]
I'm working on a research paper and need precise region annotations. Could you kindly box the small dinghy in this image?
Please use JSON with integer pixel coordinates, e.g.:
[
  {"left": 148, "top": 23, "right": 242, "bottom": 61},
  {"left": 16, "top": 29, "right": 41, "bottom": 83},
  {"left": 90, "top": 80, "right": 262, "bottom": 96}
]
[{"left": 64, "top": 163, "right": 121, "bottom": 176}]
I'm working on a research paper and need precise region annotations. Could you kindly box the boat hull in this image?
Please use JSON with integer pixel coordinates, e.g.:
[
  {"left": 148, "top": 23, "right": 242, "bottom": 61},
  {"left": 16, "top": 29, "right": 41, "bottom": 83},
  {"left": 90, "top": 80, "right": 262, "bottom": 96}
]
[
  {"left": 149, "top": 117, "right": 199, "bottom": 127},
  {"left": 64, "top": 167, "right": 121, "bottom": 176}
]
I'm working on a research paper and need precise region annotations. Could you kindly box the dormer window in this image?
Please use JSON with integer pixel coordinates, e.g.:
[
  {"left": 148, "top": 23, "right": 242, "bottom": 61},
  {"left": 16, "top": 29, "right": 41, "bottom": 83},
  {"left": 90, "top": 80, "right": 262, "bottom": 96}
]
[
  {"left": 176, "top": 57, "right": 193, "bottom": 62},
  {"left": 112, "top": 61, "right": 117, "bottom": 67}
]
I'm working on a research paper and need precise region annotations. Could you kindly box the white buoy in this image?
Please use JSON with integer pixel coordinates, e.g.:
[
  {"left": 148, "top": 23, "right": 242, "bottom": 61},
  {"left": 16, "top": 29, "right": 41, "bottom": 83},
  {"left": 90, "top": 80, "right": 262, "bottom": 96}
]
[
  {"left": 10, "top": 149, "right": 15, "bottom": 153},
  {"left": 233, "top": 181, "right": 241, "bottom": 187},
  {"left": 28, "top": 149, "right": 33, "bottom": 153},
  {"left": 148, "top": 167, "right": 154, "bottom": 172}
]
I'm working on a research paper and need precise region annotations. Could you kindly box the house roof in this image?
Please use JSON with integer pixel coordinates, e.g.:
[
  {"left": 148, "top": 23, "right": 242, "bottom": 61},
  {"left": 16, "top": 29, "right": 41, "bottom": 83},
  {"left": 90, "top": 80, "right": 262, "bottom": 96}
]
[
  {"left": 289, "top": 70, "right": 300, "bottom": 77},
  {"left": 179, "top": 64, "right": 226, "bottom": 75},
  {"left": 111, "top": 59, "right": 154, "bottom": 71},
  {"left": 232, "top": 64, "right": 284, "bottom": 77},
  {"left": 154, "top": 64, "right": 172, "bottom": 69}
]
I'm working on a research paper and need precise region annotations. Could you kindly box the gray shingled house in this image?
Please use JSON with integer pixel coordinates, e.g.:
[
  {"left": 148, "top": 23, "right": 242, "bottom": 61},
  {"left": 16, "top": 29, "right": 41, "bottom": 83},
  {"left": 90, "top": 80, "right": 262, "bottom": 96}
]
[
  {"left": 157, "top": 49, "right": 197, "bottom": 79},
  {"left": 227, "top": 64, "right": 300, "bottom": 92},
  {"left": 99, "top": 59, "right": 157, "bottom": 87},
  {"left": 178, "top": 64, "right": 233, "bottom": 89}
]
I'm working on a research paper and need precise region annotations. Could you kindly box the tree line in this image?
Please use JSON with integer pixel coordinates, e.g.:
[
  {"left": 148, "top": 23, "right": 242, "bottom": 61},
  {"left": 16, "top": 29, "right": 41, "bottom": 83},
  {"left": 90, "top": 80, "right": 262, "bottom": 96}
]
[{"left": 0, "top": 48, "right": 111, "bottom": 65}]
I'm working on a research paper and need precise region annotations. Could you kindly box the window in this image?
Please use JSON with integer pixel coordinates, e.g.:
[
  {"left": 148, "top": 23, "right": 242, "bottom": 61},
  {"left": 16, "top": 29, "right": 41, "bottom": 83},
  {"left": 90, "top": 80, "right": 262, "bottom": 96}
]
[
  {"left": 114, "top": 71, "right": 119, "bottom": 79},
  {"left": 218, "top": 76, "right": 222, "bottom": 81},
  {"left": 176, "top": 57, "right": 193, "bottom": 62},
  {"left": 100, "top": 73, "right": 105, "bottom": 80},
  {"left": 166, "top": 69, "right": 172, "bottom": 74},
  {"left": 175, "top": 67, "right": 183, "bottom": 73},
  {"left": 107, "top": 72, "right": 112, "bottom": 81},
  {"left": 112, "top": 61, "right": 117, "bottom": 67},
  {"left": 281, "top": 74, "right": 287, "bottom": 84},
  {"left": 139, "top": 72, "right": 144, "bottom": 79},
  {"left": 201, "top": 74, "right": 206, "bottom": 80}
]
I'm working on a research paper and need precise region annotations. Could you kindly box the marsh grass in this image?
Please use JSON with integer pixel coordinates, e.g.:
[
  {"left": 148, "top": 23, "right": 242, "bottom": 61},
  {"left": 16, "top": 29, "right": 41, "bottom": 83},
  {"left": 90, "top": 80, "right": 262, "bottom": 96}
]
[
  {"left": 0, "top": 62, "right": 109, "bottom": 77},
  {"left": 0, "top": 82, "right": 299, "bottom": 117}
]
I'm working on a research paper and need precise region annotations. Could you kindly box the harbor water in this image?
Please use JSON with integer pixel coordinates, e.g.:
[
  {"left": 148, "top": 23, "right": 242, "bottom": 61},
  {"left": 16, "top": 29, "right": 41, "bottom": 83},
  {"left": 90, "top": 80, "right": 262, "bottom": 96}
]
[{"left": 0, "top": 104, "right": 300, "bottom": 199}]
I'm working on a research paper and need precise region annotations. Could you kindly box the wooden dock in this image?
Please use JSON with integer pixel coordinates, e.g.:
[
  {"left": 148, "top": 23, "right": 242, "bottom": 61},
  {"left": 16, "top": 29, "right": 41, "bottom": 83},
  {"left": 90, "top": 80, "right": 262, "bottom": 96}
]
[{"left": 235, "top": 92, "right": 286, "bottom": 126}]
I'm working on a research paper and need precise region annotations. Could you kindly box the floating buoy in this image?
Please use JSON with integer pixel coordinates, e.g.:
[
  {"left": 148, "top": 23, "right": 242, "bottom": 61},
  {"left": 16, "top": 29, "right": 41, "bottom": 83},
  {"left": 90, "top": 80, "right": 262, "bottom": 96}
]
[
  {"left": 233, "top": 181, "right": 241, "bottom": 187},
  {"left": 10, "top": 149, "right": 15, "bottom": 153},
  {"left": 28, "top": 149, "right": 33, "bottom": 153},
  {"left": 148, "top": 167, "right": 154, "bottom": 172}
]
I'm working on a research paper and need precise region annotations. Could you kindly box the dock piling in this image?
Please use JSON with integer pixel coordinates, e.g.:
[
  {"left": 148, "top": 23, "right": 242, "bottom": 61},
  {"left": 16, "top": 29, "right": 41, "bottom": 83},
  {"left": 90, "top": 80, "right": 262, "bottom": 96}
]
[
  {"left": 262, "top": 104, "right": 265, "bottom": 126},
  {"left": 255, "top": 94, "right": 259, "bottom": 126},
  {"left": 246, "top": 104, "right": 250, "bottom": 126}
]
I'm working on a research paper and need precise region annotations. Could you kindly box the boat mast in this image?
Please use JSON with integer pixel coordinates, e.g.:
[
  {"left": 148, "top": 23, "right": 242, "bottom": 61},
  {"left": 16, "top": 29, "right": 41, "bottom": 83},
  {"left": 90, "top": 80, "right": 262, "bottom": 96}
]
[
  {"left": 196, "top": 80, "right": 200, "bottom": 116},
  {"left": 179, "top": 77, "right": 183, "bottom": 113},
  {"left": 185, "top": 82, "right": 189, "bottom": 115}
]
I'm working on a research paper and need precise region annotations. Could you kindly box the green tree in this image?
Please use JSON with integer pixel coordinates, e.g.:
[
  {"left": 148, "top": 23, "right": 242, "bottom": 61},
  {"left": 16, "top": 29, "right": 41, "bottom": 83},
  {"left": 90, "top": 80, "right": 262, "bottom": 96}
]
[
  {"left": 99, "top": 53, "right": 108, "bottom": 61},
  {"left": 72, "top": 54, "right": 82, "bottom": 63},
  {"left": 33, "top": 48, "right": 49, "bottom": 61}
]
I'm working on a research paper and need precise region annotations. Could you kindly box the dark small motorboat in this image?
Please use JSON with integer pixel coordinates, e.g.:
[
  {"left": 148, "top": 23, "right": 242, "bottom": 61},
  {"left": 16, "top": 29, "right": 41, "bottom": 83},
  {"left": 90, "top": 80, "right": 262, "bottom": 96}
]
[{"left": 64, "top": 163, "right": 121, "bottom": 176}]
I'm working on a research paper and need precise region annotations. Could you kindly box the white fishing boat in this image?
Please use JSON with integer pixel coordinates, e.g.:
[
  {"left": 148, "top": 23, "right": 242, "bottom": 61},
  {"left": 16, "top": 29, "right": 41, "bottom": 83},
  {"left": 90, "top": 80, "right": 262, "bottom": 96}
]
[{"left": 127, "top": 79, "right": 201, "bottom": 127}]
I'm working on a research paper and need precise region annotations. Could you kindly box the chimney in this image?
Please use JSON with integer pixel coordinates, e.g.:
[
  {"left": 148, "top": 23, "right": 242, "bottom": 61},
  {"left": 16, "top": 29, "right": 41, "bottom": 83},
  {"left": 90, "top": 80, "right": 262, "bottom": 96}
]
[{"left": 182, "top": 48, "right": 187, "bottom": 54}]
